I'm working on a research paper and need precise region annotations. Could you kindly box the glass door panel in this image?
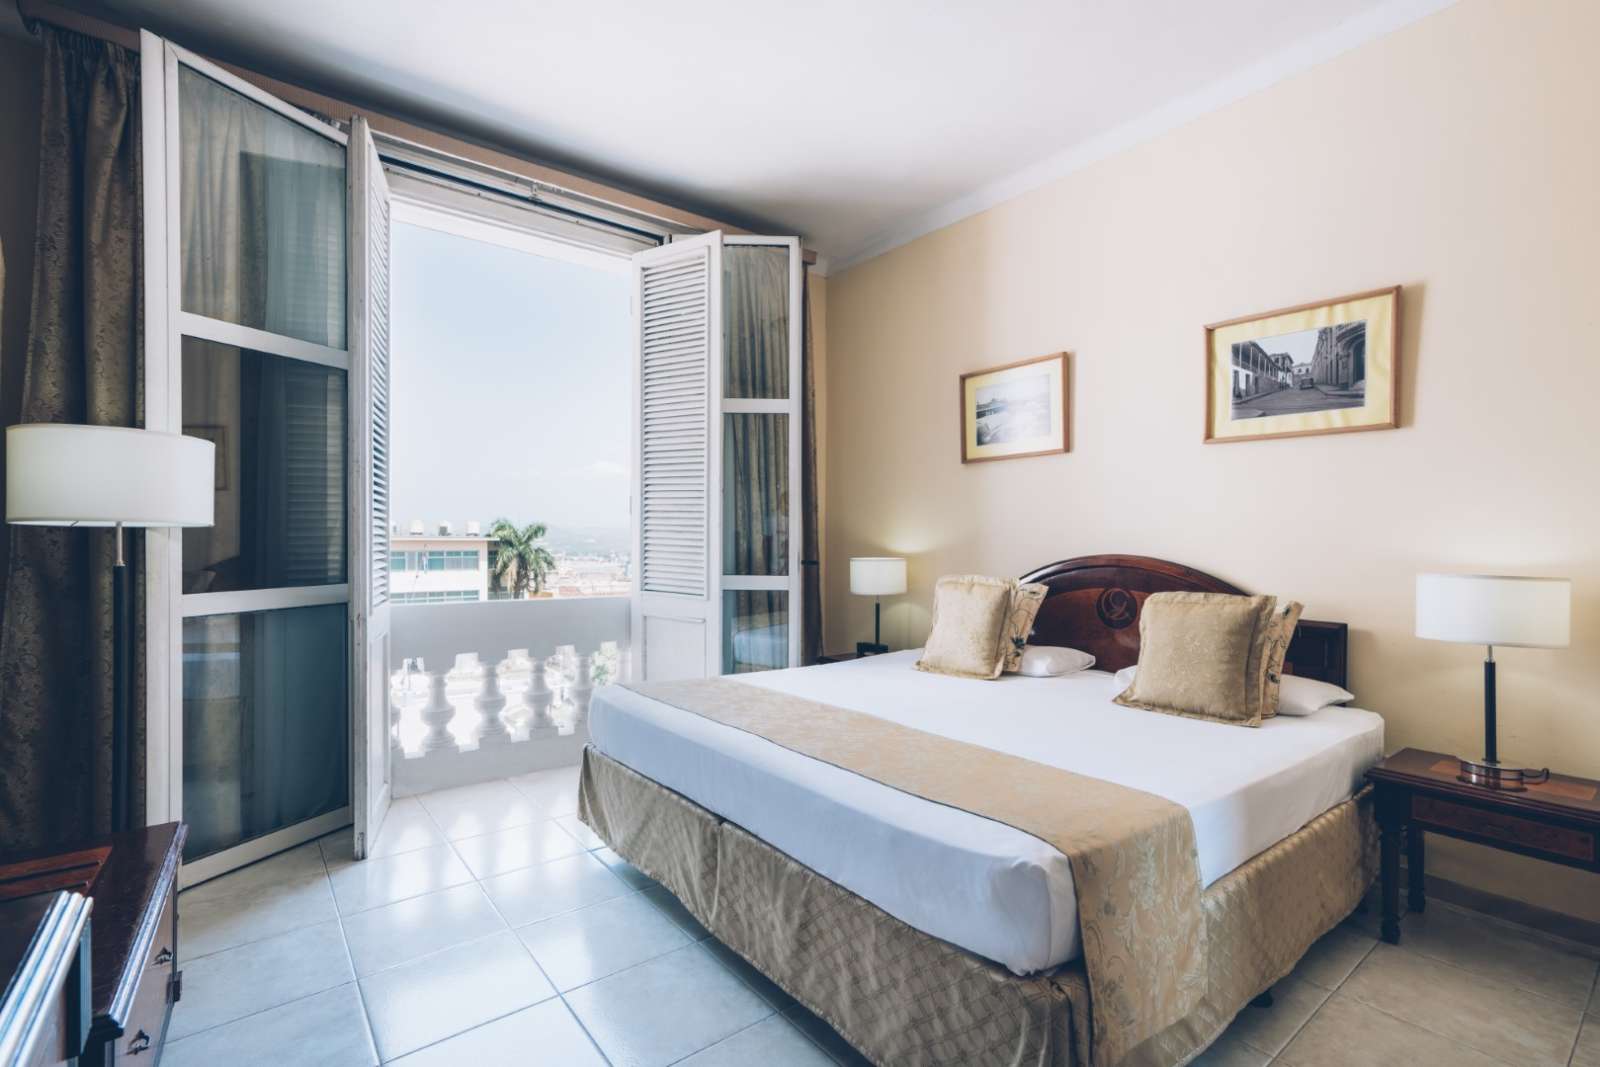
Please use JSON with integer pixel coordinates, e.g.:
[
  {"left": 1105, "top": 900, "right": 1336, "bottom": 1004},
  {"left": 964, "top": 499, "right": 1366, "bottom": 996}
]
[
  {"left": 723, "top": 591, "right": 788, "bottom": 674},
  {"left": 182, "top": 604, "right": 348, "bottom": 858},
  {"left": 181, "top": 338, "right": 347, "bottom": 594},
  {"left": 717, "top": 238, "right": 801, "bottom": 674},
  {"left": 178, "top": 66, "right": 347, "bottom": 349},
  {"left": 722, "top": 413, "right": 788, "bottom": 576}
]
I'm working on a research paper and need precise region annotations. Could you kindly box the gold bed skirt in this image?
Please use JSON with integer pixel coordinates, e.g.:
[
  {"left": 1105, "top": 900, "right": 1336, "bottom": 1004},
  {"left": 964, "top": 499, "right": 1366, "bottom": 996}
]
[{"left": 577, "top": 747, "right": 1377, "bottom": 1067}]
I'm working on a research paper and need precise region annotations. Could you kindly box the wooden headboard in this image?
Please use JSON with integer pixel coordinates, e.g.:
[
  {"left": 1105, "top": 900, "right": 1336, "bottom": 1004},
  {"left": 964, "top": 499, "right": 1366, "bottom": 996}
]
[{"left": 1020, "top": 554, "right": 1348, "bottom": 688}]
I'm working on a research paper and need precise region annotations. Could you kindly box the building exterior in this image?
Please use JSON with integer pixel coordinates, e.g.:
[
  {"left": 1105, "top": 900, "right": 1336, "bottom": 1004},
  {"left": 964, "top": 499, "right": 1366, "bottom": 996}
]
[
  {"left": 1311, "top": 322, "right": 1367, "bottom": 391},
  {"left": 1230, "top": 341, "right": 1292, "bottom": 399},
  {"left": 390, "top": 521, "right": 491, "bottom": 604}
]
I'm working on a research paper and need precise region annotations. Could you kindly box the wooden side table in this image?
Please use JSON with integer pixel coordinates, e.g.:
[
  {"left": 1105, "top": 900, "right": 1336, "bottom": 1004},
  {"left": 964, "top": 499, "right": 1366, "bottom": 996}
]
[{"left": 1367, "top": 748, "right": 1600, "bottom": 944}]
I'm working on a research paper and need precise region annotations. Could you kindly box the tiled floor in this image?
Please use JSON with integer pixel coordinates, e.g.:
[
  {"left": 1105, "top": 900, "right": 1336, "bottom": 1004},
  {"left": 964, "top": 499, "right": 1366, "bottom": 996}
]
[{"left": 166, "top": 765, "right": 1600, "bottom": 1066}]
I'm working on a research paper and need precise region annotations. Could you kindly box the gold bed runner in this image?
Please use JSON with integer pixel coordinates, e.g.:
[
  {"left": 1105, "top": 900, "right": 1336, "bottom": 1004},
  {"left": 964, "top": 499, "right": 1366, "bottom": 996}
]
[{"left": 625, "top": 678, "right": 1206, "bottom": 1067}]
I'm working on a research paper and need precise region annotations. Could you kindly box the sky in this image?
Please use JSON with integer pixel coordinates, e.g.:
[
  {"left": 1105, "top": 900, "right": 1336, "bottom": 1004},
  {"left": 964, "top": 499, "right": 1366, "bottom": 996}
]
[
  {"left": 1249, "top": 325, "right": 1321, "bottom": 365},
  {"left": 390, "top": 221, "right": 631, "bottom": 540}
]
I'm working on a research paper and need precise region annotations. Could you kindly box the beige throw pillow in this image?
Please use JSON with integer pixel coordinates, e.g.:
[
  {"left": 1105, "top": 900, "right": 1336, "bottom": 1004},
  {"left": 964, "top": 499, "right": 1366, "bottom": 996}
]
[
  {"left": 1113, "top": 591, "right": 1279, "bottom": 726},
  {"left": 1260, "top": 600, "right": 1304, "bottom": 719},
  {"left": 1001, "top": 582, "right": 1049, "bottom": 673},
  {"left": 915, "top": 575, "right": 1016, "bottom": 679}
]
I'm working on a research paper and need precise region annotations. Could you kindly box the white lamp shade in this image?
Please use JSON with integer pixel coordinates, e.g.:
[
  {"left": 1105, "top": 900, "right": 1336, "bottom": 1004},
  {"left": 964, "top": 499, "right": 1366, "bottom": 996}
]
[
  {"left": 6, "top": 424, "right": 214, "bottom": 527},
  {"left": 850, "top": 557, "right": 906, "bottom": 597},
  {"left": 1415, "top": 573, "right": 1571, "bottom": 648}
]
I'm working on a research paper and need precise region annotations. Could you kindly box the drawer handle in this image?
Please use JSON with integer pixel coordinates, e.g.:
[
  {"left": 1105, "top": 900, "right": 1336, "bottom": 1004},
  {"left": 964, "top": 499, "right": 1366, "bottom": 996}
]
[
  {"left": 154, "top": 946, "right": 173, "bottom": 966},
  {"left": 128, "top": 1030, "right": 151, "bottom": 1055}
]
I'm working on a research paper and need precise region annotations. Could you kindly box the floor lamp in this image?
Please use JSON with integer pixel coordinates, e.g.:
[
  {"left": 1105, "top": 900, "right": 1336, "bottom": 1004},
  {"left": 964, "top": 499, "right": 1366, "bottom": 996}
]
[{"left": 6, "top": 424, "right": 214, "bottom": 833}]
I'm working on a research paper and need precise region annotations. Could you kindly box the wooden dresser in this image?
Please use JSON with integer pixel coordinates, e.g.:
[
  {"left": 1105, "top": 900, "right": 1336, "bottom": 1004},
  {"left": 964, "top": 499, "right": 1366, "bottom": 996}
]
[
  {"left": 0, "top": 891, "right": 93, "bottom": 1066},
  {"left": 0, "top": 824, "right": 186, "bottom": 1065}
]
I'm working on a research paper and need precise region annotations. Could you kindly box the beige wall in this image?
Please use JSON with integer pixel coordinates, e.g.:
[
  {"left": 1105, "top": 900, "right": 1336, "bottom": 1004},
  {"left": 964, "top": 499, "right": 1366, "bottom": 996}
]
[
  {"left": 0, "top": 32, "right": 44, "bottom": 610},
  {"left": 823, "top": 0, "right": 1600, "bottom": 921}
]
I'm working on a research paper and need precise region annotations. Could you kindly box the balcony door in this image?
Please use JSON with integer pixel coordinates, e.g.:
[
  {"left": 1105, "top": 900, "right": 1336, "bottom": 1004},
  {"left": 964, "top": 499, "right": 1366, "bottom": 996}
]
[
  {"left": 631, "top": 234, "right": 802, "bottom": 679},
  {"left": 142, "top": 35, "right": 386, "bottom": 883}
]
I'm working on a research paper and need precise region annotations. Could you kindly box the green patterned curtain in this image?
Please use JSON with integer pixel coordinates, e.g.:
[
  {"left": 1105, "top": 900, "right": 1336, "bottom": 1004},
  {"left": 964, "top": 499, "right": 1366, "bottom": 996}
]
[{"left": 0, "top": 28, "right": 143, "bottom": 850}]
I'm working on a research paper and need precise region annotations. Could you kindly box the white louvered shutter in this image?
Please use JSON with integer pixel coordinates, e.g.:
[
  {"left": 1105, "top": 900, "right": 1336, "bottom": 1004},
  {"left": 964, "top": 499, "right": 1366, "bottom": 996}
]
[
  {"left": 631, "top": 233, "right": 722, "bottom": 680},
  {"left": 348, "top": 116, "right": 393, "bottom": 858}
]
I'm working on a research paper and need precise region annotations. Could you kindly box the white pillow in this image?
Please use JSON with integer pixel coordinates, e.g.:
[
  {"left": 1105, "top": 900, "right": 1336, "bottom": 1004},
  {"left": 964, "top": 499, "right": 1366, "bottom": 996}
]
[
  {"left": 1277, "top": 674, "right": 1355, "bottom": 716},
  {"left": 1018, "top": 645, "right": 1096, "bottom": 677},
  {"left": 1113, "top": 665, "right": 1352, "bottom": 716}
]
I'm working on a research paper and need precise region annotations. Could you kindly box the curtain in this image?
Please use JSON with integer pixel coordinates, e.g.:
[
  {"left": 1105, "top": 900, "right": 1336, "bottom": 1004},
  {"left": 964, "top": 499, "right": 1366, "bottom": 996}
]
[
  {"left": 800, "top": 266, "right": 823, "bottom": 665},
  {"left": 0, "top": 29, "right": 142, "bottom": 851}
]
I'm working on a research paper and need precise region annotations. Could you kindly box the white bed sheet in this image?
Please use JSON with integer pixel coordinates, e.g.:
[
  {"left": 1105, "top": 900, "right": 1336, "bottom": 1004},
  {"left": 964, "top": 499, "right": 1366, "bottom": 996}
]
[{"left": 588, "top": 650, "right": 1384, "bottom": 975}]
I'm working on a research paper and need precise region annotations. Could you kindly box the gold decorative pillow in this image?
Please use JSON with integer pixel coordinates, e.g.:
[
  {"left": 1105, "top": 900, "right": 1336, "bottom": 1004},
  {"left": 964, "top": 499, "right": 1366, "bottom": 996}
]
[
  {"left": 915, "top": 575, "right": 1016, "bottom": 680},
  {"left": 1113, "top": 591, "right": 1279, "bottom": 726},
  {"left": 1001, "top": 583, "right": 1049, "bottom": 673},
  {"left": 1260, "top": 600, "right": 1304, "bottom": 719}
]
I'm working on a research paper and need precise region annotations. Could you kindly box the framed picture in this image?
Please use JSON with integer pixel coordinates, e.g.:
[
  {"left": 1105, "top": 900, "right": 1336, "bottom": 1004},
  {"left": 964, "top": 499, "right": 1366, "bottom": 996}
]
[
  {"left": 960, "top": 352, "right": 1069, "bottom": 463},
  {"left": 1204, "top": 285, "right": 1400, "bottom": 444}
]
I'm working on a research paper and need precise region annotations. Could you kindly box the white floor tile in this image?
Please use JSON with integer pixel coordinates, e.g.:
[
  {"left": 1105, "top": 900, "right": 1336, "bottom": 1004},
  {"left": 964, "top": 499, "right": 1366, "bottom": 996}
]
[
  {"left": 451, "top": 819, "right": 587, "bottom": 880},
  {"left": 162, "top": 983, "right": 376, "bottom": 1067},
  {"left": 679, "top": 1014, "right": 837, "bottom": 1067},
  {"left": 340, "top": 883, "right": 506, "bottom": 977},
  {"left": 320, "top": 798, "right": 445, "bottom": 868},
  {"left": 181, "top": 841, "right": 327, "bottom": 903},
  {"left": 167, "top": 920, "right": 354, "bottom": 1041},
  {"left": 386, "top": 998, "right": 606, "bottom": 1067},
  {"left": 641, "top": 884, "right": 712, "bottom": 940},
  {"left": 416, "top": 779, "right": 546, "bottom": 839},
  {"left": 327, "top": 842, "right": 473, "bottom": 915},
  {"left": 359, "top": 931, "right": 556, "bottom": 1061},
  {"left": 480, "top": 852, "right": 629, "bottom": 927},
  {"left": 180, "top": 872, "right": 337, "bottom": 961},
  {"left": 565, "top": 942, "right": 773, "bottom": 1067},
  {"left": 554, "top": 813, "right": 605, "bottom": 850},
  {"left": 593, "top": 847, "right": 656, "bottom": 890},
  {"left": 517, "top": 891, "right": 691, "bottom": 991},
  {"left": 507, "top": 766, "right": 581, "bottom": 816}
]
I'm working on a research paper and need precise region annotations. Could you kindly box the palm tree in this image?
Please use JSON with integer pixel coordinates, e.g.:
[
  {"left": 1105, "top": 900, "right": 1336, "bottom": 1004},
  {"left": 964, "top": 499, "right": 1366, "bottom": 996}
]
[{"left": 488, "top": 519, "right": 557, "bottom": 599}]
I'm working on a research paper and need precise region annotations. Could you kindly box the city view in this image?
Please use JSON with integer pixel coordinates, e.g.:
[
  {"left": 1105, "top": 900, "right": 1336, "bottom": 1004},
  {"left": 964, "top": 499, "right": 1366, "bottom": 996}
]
[{"left": 389, "top": 211, "right": 632, "bottom": 605}]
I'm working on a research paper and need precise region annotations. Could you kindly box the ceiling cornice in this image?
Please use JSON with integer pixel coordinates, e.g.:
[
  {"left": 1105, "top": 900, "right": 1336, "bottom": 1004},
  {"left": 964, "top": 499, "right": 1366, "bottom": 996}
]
[{"left": 823, "top": 0, "right": 1458, "bottom": 277}]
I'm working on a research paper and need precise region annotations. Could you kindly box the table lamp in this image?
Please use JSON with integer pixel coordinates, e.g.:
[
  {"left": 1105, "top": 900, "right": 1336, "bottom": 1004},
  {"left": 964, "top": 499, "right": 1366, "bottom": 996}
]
[
  {"left": 7, "top": 424, "right": 214, "bottom": 831},
  {"left": 850, "top": 557, "right": 906, "bottom": 656},
  {"left": 1415, "top": 572, "right": 1571, "bottom": 791}
]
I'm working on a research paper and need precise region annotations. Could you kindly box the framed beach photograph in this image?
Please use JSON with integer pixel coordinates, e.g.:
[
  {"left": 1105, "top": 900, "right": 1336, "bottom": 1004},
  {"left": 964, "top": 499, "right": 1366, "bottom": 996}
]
[
  {"left": 1204, "top": 286, "right": 1400, "bottom": 444},
  {"left": 960, "top": 352, "right": 1069, "bottom": 463}
]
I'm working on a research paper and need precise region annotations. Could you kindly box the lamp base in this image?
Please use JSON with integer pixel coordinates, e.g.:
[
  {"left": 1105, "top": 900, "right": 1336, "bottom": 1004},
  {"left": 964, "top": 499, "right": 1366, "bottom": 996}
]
[
  {"left": 1457, "top": 757, "right": 1550, "bottom": 792},
  {"left": 855, "top": 641, "right": 889, "bottom": 657}
]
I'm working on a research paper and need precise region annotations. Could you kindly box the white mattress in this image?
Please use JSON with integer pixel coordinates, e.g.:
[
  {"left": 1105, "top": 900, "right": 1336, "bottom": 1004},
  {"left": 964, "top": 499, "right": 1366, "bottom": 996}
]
[{"left": 588, "top": 650, "right": 1384, "bottom": 975}]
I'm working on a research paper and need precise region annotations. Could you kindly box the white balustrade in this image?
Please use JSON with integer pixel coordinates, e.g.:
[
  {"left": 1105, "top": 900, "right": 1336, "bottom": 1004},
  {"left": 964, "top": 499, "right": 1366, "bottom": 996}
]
[{"left": 418, "top": 667, "right": 459, "bottom": 754}]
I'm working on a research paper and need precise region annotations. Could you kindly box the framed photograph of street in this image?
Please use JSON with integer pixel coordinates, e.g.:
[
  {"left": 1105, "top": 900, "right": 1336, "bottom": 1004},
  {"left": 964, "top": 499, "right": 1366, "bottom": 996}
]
[
  {"left": 1204, "top": 286, "right": 1400, "bottom": 444},
  {"left": 960, "top": 351, "right": 1069, "bottom": 463}
]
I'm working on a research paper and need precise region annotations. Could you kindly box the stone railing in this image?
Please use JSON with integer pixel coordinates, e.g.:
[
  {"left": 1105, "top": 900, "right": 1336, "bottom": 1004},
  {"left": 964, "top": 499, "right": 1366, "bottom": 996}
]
[{"left": 388, "top": 596, "right": 628, "bottom": 794}]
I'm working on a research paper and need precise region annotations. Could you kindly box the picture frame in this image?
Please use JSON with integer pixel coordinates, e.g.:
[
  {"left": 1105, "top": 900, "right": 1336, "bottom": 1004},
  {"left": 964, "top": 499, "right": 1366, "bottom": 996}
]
[
  {"left": 960, "top": 352, "right": 1069, "bottom": 463},
  {"left": 1204, "top": 285, "right": 1401, "bottom": 444}
]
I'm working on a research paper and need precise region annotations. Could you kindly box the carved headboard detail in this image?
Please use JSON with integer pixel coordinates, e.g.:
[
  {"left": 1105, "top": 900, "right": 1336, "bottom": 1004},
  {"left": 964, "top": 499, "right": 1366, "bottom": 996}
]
[{"left": 1020, "top": 554, "right": 1348, "bottom": 688}]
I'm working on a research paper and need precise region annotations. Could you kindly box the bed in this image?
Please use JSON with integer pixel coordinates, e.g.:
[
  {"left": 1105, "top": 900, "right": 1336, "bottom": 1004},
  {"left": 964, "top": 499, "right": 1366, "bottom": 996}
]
[{"left": 577, "top": 555, "right": 1382, "bottom": 1067}]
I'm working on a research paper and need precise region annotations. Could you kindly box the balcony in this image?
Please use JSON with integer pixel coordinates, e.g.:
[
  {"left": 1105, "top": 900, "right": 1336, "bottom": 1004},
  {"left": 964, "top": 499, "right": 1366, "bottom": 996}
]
[{"left": 389, "top": 595, "right": 629, "bottom": 794}]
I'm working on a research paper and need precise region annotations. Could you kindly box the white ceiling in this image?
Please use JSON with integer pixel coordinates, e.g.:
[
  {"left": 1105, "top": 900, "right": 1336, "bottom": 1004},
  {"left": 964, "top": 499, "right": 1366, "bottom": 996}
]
[{"left": 88, "top": 0, "right": 1450, "bottom": 271}]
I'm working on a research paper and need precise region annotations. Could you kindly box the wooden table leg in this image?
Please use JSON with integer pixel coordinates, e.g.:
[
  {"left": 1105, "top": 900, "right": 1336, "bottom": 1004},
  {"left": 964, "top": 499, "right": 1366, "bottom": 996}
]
[
  {"left": 1406, "top": 826, "right": 1426, "bottom": 914},
  {"left": 1378, "top": 798, "right": 1402, "bottom": 945}
]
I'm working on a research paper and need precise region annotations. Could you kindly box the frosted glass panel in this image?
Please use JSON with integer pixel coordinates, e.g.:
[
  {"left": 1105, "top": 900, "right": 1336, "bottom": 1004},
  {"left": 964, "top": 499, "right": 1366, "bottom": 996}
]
[
  {"left": 179, "top": 66, "right": 346, "bottom": 348},
  {"left": 181, "top": 337, "right": 347, "bottom": 593},
  {"left": 182, "top": 604, "right": 348, "bottom": 860},
  {"left": 722, "top": 413, "right": 788, "bottom": 577},
  {"left": 724, "top": 591, "right": 788, "bottom": 674},
  {"left": 722, "top": 245, "right": 789, "bottom": 399}
]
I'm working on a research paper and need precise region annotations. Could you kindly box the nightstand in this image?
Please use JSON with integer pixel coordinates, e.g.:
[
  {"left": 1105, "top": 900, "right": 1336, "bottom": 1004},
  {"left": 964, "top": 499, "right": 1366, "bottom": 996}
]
[
  {"left": 816, "top": 651, "right": 888, "bottom": 664},
  {"left": 1367, "top": 748, "right": 1600, "bottom": 945}
]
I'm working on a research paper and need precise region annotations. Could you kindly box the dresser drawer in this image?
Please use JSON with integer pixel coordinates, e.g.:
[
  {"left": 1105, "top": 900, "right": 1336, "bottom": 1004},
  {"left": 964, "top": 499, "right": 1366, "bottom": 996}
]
[
  {"left": 1412, "top": 795, "right": 1597, "bottom": 864},
  {"left": 120, "top": 885, "right": 176, "bottom": 1063}
]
